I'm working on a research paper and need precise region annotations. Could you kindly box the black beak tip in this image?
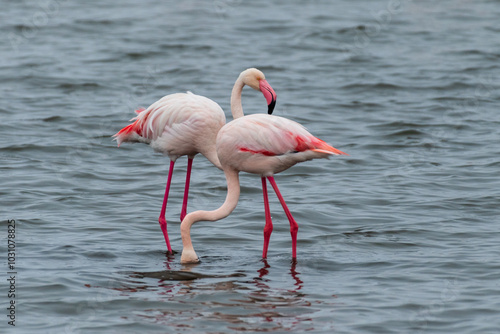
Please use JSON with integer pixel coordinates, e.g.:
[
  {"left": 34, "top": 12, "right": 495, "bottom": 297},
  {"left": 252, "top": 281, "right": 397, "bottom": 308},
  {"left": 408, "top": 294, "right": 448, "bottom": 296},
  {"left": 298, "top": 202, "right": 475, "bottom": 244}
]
[{"left": 268, "top": 98, "right": 276, "bottom": 115}]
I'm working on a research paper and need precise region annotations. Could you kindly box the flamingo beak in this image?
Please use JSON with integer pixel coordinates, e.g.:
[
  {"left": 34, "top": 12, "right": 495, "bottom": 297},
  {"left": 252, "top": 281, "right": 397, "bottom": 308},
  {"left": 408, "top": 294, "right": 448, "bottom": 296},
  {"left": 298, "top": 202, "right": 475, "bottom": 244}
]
[{"left": 259, "top": 79, "right": 277, "bottom": 115}]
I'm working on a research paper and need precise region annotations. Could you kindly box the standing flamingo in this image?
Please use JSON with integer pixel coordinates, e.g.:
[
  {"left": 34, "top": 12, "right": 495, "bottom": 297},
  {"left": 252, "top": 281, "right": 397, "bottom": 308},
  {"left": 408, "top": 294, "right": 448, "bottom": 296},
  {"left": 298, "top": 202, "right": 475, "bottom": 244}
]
[
  {"left": 114, "top": 68, "right": 277, "bottom": 254},
  {"left": 180, "top": 113, "right": 348, "bottom": 263}
]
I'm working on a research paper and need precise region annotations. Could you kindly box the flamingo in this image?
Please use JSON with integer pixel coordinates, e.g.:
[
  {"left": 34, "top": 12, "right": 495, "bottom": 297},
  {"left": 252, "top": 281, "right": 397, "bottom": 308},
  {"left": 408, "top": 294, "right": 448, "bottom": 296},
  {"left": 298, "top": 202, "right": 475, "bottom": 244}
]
[
  {"left": 114, "top": 68, "right": 277, "bottom": 254},
  {"left": 180, "top": 113, "right": 348, "bottom": 263}
]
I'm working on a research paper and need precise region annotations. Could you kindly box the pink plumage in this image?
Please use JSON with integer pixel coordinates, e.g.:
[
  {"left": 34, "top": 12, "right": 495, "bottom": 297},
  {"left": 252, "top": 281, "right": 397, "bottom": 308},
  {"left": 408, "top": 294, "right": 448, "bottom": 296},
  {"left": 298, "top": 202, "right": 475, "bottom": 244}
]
[
  {"left": 114, "top": 93, "right": 225, "bottom": 155},
  {"left": 216, "top": 114, "right": 347, "bottom": 175}
]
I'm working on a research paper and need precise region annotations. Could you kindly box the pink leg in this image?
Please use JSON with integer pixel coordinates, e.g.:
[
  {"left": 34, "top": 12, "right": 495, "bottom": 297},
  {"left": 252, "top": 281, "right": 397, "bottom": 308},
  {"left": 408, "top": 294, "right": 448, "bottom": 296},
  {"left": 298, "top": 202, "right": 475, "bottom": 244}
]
[
  {"left": 158, "top": 160, "right": 174, "bottom": 254},
  {"left": 180, "top": 157, "right": 193, "bottom": 222},
  {"left": 267, "top": 176, "right": 299, "bottom": 259},
  {"left": 261, "top": 177, "right": 273, "bottom": 259}
]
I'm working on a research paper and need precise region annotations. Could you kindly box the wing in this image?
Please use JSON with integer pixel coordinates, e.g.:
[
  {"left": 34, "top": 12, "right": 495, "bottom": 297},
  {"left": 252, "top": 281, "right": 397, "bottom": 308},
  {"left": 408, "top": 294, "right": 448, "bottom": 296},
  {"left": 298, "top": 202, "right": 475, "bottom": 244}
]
[
  {"left": 220, "top": 114, "right": 346, "bottom": 156},
  {"left": 114, "top": 92, "right": 224, "bottom": 147}
]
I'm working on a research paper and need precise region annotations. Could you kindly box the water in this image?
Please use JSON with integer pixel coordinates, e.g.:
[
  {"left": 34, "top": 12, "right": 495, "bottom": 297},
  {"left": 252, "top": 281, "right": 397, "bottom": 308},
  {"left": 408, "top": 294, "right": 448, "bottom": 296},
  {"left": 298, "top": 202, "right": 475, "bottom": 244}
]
[{"left": 1, "top": 0, "right": 500, "bottom": 333}]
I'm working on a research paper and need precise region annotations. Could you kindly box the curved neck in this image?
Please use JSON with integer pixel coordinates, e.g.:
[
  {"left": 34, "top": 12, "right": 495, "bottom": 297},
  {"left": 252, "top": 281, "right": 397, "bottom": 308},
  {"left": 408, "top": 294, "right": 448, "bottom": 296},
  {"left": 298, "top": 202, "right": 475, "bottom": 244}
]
[
  {"left": 181, "top": 168, "right": 240, "bottom": 253},
  {"left": 202, "top": 147, "right": 222, "bottom": 170},
  {"left": 230, "top": 76, "right": 245, "bottom": 119}
]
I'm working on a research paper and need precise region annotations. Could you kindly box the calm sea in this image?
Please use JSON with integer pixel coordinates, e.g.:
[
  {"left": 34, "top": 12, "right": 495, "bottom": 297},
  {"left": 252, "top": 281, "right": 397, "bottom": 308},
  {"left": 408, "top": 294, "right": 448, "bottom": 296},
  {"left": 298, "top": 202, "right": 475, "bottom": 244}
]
[{"left": 1, "top": 0, "right": 499, "bottom": 333}]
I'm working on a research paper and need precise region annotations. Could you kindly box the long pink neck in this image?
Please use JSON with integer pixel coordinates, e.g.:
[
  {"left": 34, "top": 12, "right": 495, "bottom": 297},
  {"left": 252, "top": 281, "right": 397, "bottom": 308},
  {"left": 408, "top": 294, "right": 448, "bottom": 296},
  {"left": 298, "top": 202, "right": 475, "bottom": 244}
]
[
  {"left": 201, "top": 146, "right": 222, "bottom": 170},
  {"left": 230, "top": 76, "right": 245, "bottom": 119},
  {"left": 180, "top": 168, "right": 240, "bottom": 253}
]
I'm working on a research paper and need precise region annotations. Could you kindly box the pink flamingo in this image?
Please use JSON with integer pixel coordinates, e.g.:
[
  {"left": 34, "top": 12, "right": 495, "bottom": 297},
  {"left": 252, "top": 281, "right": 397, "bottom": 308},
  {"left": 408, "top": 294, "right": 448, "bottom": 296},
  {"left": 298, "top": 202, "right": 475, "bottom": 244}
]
[
  {"left": 180, "top": 113, "right": 348, "bottom": 263},
  {"left": 114, "top": 69, "right": 277, "bottom": 254}
]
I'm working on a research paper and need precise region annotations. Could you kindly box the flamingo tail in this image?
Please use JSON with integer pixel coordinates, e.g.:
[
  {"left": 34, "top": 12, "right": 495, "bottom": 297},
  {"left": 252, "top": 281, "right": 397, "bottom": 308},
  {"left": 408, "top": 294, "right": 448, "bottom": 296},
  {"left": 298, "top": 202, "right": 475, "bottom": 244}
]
[
  {"left": 311, "top": 138, "right": 348, "bottom": 156},
  {"left": 113, "top": 117, "right": 143, "bottom": 147}
]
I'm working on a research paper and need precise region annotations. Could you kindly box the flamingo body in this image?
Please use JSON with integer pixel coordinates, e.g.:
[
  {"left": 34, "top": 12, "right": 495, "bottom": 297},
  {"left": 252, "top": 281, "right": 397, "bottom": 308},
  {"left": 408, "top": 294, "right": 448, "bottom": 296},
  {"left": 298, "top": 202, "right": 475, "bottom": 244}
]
[
  {"left": 114, "top": 92, "right": 225, "bottom": 163},
  {"left": 217, "top": 114, "right": 346, "bottom": 175}
]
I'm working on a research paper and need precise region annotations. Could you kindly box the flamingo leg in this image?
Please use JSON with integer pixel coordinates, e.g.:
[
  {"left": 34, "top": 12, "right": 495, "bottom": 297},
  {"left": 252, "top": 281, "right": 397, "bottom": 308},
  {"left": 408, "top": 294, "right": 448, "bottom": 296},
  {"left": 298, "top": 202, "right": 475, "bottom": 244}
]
[
  {"left": 180, "top": 157, "right": 193, "bottom": 222},
  {"left": 267, "top": 176, "right": 299, "bottom": 259},
  {"left": 158, "top": 160, "right": 175, "bottom": 254},
  {"left": 261, "top": 177, "right": 273, "bottom": 259}
]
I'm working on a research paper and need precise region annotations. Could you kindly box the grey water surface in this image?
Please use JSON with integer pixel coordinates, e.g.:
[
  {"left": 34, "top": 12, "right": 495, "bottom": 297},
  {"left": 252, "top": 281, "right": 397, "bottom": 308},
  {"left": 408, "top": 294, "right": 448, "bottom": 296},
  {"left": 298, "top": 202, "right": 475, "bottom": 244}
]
[{"left": 1, "top": 0, "right": 500, "bottom": 333}]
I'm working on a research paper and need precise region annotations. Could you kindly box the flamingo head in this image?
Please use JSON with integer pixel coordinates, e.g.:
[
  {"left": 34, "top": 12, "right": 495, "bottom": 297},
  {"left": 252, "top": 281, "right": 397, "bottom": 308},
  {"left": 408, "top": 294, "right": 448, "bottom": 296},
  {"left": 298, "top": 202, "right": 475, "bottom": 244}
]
[
  {"left": 180, "top": 248, "right": 200, "bottom": 264},
  {"left": 240, "top": 68, "right": 277, "bottom": 115}
]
